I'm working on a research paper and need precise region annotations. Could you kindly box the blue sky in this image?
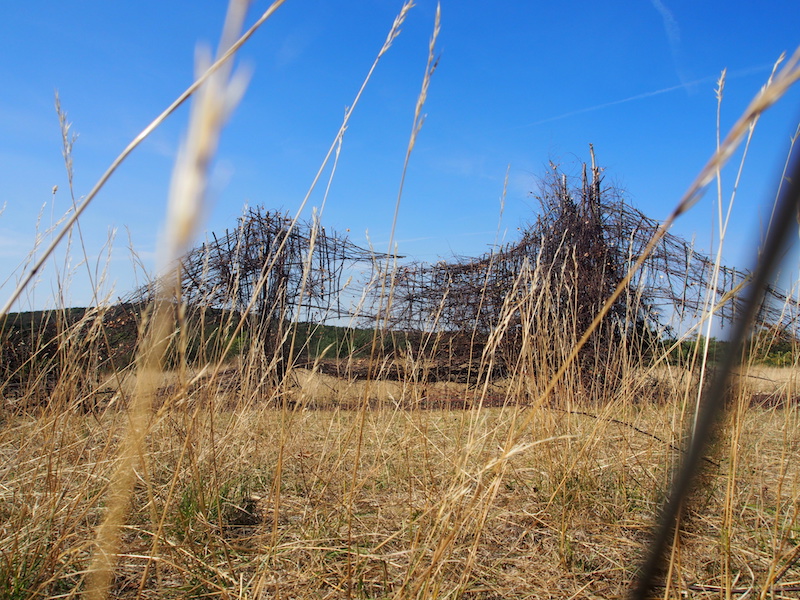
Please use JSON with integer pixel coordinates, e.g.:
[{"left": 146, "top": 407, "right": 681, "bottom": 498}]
[{"left": 1, "top": 1, "right": 799, "bottom": 311}]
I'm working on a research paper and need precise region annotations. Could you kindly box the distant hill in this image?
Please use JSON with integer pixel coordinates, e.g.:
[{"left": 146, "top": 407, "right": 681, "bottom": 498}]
[{"left": 0, "top": 303, "right": 400, "bottom": 394}]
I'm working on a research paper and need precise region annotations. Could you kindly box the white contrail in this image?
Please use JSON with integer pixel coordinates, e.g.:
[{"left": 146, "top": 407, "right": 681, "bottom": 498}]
[
  {"left": 650, "top": 0, "right": 687, "bottom": 86},
  {"left": 514, "top": 64, "right": 773, "bottom": 130},
  {"left": 650, "top": 0, "right": 680, "bottom": 50}
]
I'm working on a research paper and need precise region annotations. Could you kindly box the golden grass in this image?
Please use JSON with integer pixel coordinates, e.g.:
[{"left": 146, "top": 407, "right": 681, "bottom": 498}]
[
  {"left": 2, "top": 2, "right": 800, "bottom": 598},
  {"left": 3, "top": 382, "right": 800, "bottom": 598},
  {"left": 733, "top": 365, "right": 799, "bottom": 396}
]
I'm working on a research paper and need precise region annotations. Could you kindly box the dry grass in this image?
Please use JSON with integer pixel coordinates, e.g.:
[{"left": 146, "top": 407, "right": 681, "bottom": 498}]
[
  {"left": 2, "top": 2, "right": 800, "bottom": 599},
  {"left": 2, "top": 382, "right": 800, "bottom": 598},
  {"left": 733, "top": 365, "right": 799, "bottom": 395}
]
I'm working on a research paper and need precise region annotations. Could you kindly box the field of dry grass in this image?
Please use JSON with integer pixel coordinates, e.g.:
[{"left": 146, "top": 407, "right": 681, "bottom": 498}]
[
  {"left": 2, "top": 2, "right": 800, "bottom": 599},
  {"left": 2, "top": 370, "right": 800, "bottom": 598}
]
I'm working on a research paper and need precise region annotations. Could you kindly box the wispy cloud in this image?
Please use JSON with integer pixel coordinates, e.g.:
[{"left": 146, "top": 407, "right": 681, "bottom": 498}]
[
  {"left": 650, "top": 0, "right": 687, "bottom": 86},
  {"left": 142, "top": 133, "right": 178, "bottom": 160},
  {"left": 276, "top": 29, "right": 313, "bottom": 69},
  {"left": 0, "top": 228, "right": 35, "bottom": 259}
]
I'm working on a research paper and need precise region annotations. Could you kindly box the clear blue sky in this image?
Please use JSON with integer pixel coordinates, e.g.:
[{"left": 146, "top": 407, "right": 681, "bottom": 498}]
[{"left": 1, "top": 1, "right": 799, "bottom": 310}]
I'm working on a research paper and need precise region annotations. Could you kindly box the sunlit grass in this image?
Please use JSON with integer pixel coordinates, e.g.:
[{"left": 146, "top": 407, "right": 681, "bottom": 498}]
[{"left": 1, "top": 2, "right": 800, "bottom": 599}]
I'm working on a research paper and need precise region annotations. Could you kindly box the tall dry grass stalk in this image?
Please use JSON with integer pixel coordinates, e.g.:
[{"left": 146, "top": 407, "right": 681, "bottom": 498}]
[
  {"left": 630, "top": 54, "right": 800, "bottom": 600},
  {"left": 84, "top": 2, "right": 254, "bottom": 598}
]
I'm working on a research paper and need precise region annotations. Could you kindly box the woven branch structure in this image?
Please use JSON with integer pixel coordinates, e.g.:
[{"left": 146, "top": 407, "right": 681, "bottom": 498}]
[
  {"left": 379, "top": 152, "right": 799, "bottom": 382},
  {"left": 122, "top": 156, "right": 799, "bottom": 384}
]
